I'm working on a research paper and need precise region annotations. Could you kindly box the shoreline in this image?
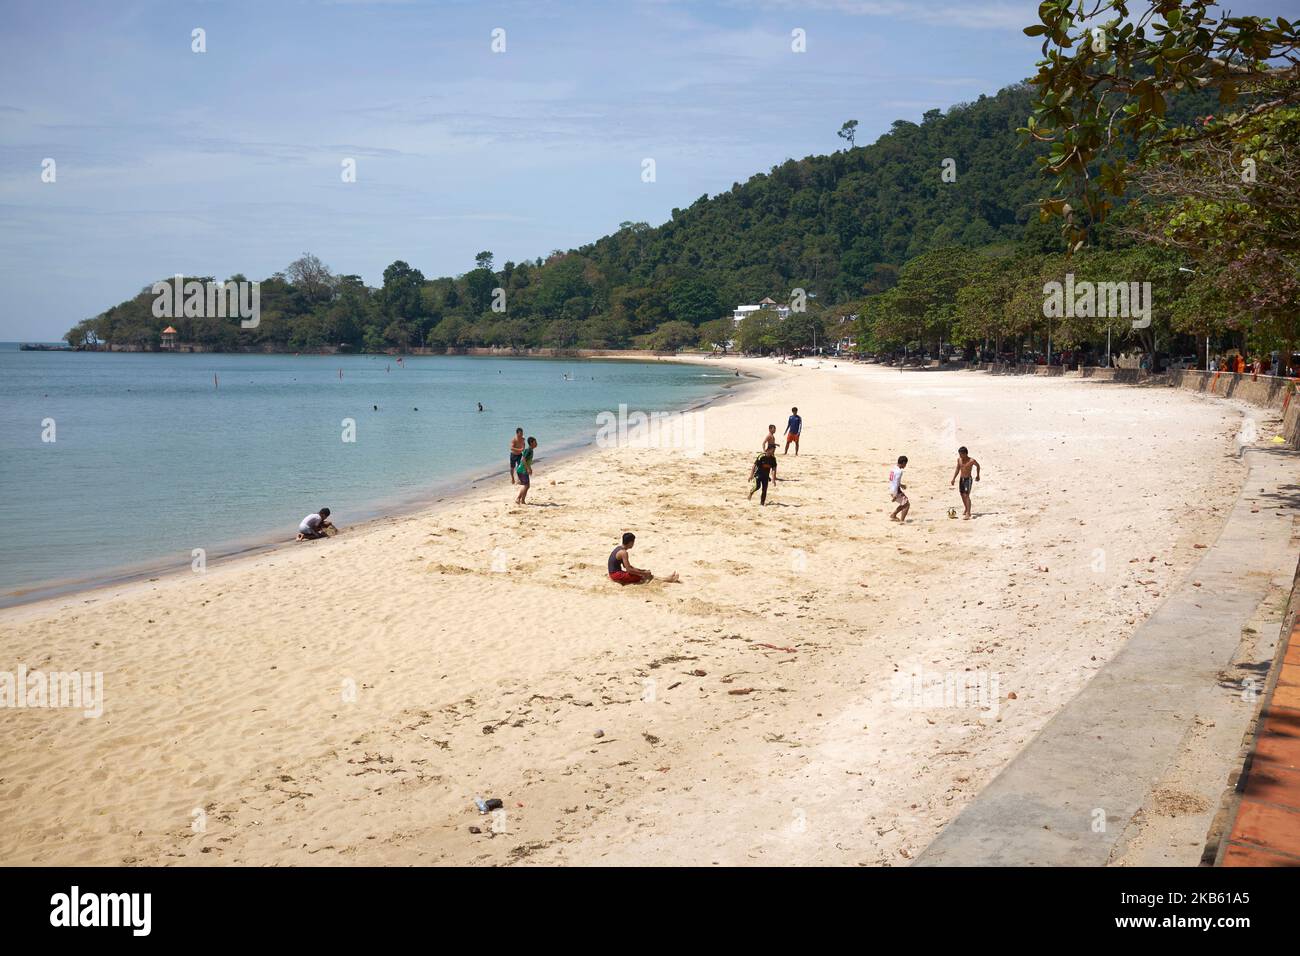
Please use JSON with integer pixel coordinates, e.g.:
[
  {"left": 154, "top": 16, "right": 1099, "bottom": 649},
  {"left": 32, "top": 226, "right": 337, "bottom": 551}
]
[
  {"left": 8, "top": 345, "right": 716, "bottom": 359},
  {"left": 0, "top": 354, "right": 762, "bottom": 616},
  {"left": 0, "top": 357, "right": 1271, "bottom": 866}
]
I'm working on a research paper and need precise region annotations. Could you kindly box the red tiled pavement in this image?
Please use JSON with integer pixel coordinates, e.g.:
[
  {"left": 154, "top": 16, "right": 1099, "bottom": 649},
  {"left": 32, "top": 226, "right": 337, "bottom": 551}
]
[
  {"left": 1221, "top": 618, "right": 1300, "bottom": 866},
  {"left": 1240, "top": 765, "right": 1300, "bottom": 811},
  {"left": 1252, "top": 712, "right": 1300, "bottom": 769},
  {"left": 1221, "top": 843, "right": 1300, "bottom": 866}
]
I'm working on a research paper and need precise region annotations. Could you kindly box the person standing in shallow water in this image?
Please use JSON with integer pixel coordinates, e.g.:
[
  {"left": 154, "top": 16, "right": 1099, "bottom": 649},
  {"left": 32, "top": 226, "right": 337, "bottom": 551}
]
[{"left": 515, "top": 436, "right": 537, "bottom": 504}]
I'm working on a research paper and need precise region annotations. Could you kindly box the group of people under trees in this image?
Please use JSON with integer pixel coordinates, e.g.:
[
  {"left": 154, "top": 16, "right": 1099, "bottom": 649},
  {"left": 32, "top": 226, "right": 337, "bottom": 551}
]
[{"left": 1209, "top": 353, "right": 1290, "bottom": 377}]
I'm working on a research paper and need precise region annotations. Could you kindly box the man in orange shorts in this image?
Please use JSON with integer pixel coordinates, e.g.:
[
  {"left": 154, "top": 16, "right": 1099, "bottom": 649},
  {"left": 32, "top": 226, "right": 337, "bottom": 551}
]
[{"left": 784, "top": 407, "right": 802, "bottom": 455}]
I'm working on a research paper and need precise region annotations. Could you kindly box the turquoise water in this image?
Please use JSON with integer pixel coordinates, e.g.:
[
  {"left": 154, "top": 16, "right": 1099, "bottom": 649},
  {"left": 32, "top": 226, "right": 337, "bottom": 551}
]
[{"left": 0, "top": 348, "right": 736, "bottom": 602}]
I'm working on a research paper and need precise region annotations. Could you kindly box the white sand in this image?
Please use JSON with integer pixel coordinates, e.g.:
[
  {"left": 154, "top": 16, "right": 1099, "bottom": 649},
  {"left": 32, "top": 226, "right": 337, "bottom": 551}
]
[{"left": 0, "top": 358, "right": 1246, "bottom": 865}]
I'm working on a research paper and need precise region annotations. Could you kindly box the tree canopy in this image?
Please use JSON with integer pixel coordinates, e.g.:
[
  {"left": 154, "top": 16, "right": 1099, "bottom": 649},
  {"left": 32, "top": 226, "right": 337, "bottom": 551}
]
[{"left": 69, "top": 33, "right": 1289, "bottom": 365}]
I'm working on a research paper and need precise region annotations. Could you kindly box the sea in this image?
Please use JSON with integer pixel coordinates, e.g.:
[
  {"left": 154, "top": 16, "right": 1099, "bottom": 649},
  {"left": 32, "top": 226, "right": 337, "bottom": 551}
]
[{"left": 0, "top": 345, "right": 739, "bottom": 604}]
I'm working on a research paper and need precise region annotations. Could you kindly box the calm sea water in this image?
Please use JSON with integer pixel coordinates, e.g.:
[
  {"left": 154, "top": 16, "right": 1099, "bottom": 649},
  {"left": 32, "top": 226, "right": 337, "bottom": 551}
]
[{"left": 0, "top": 347, "right": 736, "bottom": 602}]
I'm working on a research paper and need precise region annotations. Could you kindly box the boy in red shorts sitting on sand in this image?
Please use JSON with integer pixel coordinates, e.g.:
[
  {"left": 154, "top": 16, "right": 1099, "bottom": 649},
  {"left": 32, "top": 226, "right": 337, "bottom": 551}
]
[{"left": 608, "top": 532, "right": 679, "bottom": 585}]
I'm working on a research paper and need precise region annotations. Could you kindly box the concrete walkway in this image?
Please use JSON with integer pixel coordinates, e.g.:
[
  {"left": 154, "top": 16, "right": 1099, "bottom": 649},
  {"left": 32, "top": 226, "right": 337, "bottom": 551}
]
[{"left": 918, "top": 442, "right": 1300, "bottom": 866}]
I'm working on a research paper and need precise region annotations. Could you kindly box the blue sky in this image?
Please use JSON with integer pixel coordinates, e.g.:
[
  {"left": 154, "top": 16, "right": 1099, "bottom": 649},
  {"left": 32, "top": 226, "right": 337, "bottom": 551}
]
[{"left": 0, "top": 0, "right": 1286, "bottom": 340}]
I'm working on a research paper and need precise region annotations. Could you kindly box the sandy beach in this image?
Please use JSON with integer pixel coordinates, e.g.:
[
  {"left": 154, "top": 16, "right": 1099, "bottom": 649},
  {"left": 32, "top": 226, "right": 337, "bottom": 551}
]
[{"left": 0, "top": 357, "right": 1256, "bottom": 866}]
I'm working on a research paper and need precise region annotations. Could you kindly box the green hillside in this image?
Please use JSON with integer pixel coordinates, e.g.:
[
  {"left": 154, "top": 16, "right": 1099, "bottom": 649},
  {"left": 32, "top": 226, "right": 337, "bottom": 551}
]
[{"left": 66, "top": 80, "right": 1223, "bottom": 357}]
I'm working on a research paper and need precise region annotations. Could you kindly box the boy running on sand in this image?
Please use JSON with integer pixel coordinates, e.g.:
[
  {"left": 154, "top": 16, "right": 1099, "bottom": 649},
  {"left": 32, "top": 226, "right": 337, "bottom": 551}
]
[
  {"left": 950, "top": 446, "right": 981, "bottom": 519},
  {"left": 509, "top": 428, "right": 525, "bottom": 484},
  {"left": 889, "top": 456, "right": 909, "bottom": 522},
  {"left": 608, "top": 531, "right": 679, "bottom": 584},
  {"left": 514, "top": 436, "right": 537, "bottom": 504},
  {"left": 784, "top": 407, "right": 802, "bottom": 455},
  {"left": 748, "top": 442, "right": 779, "bottom": 505}
]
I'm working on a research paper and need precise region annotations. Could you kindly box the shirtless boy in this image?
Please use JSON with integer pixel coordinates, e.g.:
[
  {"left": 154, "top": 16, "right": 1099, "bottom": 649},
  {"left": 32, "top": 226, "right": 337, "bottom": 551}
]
[
  {"left": 949, "top": 446, "right": 980, "bottom": 519},
  {"left": 509, "top": 428, "right": 525, "bottom": 484}
]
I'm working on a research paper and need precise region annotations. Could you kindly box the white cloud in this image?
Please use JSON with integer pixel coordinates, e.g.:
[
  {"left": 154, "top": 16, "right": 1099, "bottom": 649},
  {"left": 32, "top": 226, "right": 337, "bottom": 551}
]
[{"left": 720, "top": 0, "right": 1034, "bottom": 31}]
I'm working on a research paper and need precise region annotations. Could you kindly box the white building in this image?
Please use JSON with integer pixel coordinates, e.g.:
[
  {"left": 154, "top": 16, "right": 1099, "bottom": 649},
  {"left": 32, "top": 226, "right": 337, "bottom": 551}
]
[{"left": 732, "top": 296, "right": 791, "bottom": 327}]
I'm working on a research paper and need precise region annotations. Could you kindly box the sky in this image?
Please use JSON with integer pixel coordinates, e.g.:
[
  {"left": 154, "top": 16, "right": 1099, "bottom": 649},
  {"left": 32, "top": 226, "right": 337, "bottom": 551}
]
[{"left": 0, "top": 0, "right": 1292, "bottom": 341}]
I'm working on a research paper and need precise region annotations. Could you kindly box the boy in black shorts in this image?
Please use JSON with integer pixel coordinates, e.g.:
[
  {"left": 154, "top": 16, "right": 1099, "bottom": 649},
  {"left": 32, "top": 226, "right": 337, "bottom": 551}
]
[
  {"left": 950, "top": 446, "right": 981, "bottom": 519},
  {"left": 748, "top": 441, "right": 779, "bottom": 505}
]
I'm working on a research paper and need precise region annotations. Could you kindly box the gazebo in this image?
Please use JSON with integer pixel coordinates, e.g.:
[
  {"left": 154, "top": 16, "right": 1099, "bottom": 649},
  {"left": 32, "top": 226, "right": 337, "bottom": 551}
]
[{"left": 161, "top": 326, "right": 178, "bottom": 350}]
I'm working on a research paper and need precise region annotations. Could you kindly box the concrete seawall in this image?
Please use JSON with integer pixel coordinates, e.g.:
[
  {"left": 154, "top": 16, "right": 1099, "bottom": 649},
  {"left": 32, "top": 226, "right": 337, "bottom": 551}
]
[{"left": 917, "top": 442, "right": 1300, "bottom": 866}]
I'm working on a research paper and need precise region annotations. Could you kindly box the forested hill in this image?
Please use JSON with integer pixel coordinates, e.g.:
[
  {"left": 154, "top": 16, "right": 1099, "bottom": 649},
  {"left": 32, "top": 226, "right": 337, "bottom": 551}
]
[
  {"left": 65, "top": 80, "right": 1212, "bottom": 353},
  {"left": 581, "top": 83, "right": 1049, "bottom": 308}
]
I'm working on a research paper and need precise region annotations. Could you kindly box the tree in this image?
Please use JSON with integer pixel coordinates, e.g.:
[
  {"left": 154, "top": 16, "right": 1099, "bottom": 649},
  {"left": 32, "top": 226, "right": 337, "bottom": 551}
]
[
  {"left": 534, "top": 257, "right": 590, "bottom": 319},
  {"left": 837, "top": 120, "right": 859, "bottom": 149},
  {"left": 465, "top": 267, "right": 497, "bottom": 314},
  {"left": 1126, "top": 106, "right": 1300, "bottom": 359},
  {"left": 284, "top": 253, "right": 335, "bottom": 305},
  {"left": 1023, "top": 2, "right": 1299, "bottom": 361},
  {"left": 873, "top": 248, "right": 972, "bottom": 354},
  {"left": 379, "top": 260, "right": 426, "bottom": 325},
  {"left": 951, "top": 255, "right": 1022, "bottom": 352},
  {"left": 580, "top": 313, "right": 630, "bottom": 349},
  {"left": 646, "top": 320, "right": 698, "bottom": 352},
  {"left": 1208, "top": 251, "right": 1300, "bottom": 369},
  {"left": 697, "top": 317, "right": 734, "bottom": 352},
  {"left": 428, "top": 315, "right": 468, "bottom": 350},
  {"left": 1022, "top": 1, "right": 1299, "bottom": 247},
  {"left": 542, "top": 319, "right": 580, "bottom": 349},
  {"left": 78, "top": 77, "right": 1219, "bottom": 360},
  {"left": 667, "top": 277, "right": 720, "bottom": 326},
  {"left": 65, "top": 319, "right": 99, "bottom": 348},
  {"left": 778, "top": 310, "right": 826, "bottom": 352},
  {"left": 735, "top": 309, "right": 782, "bottom": 353}
]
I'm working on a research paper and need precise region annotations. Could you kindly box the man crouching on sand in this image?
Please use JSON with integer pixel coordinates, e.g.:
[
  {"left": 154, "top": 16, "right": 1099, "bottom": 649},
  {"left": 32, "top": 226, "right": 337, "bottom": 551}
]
[
  {"left": 608, "top": 532, "right": 679, "bottom": 585},
  {"left": 297, "top": 507, "right": 333, "bottom": 540}
]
